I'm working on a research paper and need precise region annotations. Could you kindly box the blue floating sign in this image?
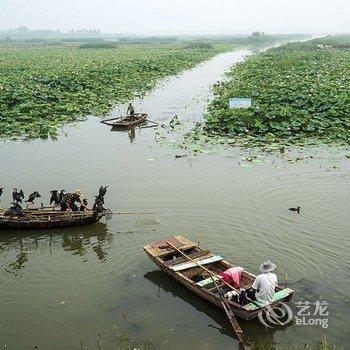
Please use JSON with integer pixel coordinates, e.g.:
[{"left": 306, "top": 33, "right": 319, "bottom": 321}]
[{"left": 229, "top": 97, "right": 252, "bottom": 109}]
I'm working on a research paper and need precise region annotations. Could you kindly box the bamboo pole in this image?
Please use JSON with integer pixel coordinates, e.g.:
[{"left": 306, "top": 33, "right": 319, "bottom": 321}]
[
  {"left": 114, "top": 212, "right": 156, "bottom": 215},
  {"left": 166, "top": 241, "right": 251, "bottom": 349}
]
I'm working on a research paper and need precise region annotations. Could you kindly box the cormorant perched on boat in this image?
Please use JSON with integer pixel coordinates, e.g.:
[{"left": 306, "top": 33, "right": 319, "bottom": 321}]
[
  {"left": 93, "top": 195, "right": 105, "bottom": 212},
  {"left": 79, "top": 199, "right": 89, "bottom": 212},
  {"left": 50, "top": 190, "right": 60, "bottom": 205},
  {"left": 12, "top": 188, "right": 24, "bottom": 203},
  {"left": 4, "top": 202, "right": 24, "bottom": 217},
  {"left": 98, "top": 186, "right": 109, "bottom": 198},
  {"left": 0, "top": 187, "right": 3, "bottom": 200},
  {"left": 289, "top": 206, "right": 300, "bottom": 214},
  {"left": 58, "top": 190, "right": 66, "bottom": 204},
  {"left": 25, "top": 191, "right": 41, "bottom": 204}
]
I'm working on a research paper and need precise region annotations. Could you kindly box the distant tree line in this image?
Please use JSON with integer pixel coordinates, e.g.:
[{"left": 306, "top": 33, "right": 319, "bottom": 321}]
[{"left": 0, "top": 26, "right": 102, "bottom": 39}]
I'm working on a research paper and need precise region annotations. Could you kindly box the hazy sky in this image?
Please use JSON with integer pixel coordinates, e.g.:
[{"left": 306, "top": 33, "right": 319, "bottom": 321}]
[{"left": 0, "top": 0, "right": 348, "bottom": 34}]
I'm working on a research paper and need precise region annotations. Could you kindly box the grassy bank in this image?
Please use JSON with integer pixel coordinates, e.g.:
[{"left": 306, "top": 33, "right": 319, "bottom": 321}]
[{"left": 205, "top": 36, "right": 350, "bottom": 145}]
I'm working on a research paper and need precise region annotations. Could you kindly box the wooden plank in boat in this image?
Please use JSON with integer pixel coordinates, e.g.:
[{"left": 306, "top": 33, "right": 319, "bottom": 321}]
[
  {"left": 243, "top": 288, "right": 294, "bottom": 311},
  {"left": 196, "top": 275, "right": 222, "bottom": 287},
  {"left": 146, "top": 236, "right": 197, "bottom": 258},
  {"left": 171, "top": 255, "right": 223, "bottom": 272},
  {"left": 165, "top": 249, "right": 210, "bottom": 266}
]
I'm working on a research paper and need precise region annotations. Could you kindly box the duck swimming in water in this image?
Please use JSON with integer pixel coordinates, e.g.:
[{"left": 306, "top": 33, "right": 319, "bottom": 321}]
[{"left": 289, "top": 206, "right": 300, "bottom": 214}]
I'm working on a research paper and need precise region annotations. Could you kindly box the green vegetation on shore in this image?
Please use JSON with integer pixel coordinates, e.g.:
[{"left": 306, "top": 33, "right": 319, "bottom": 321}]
[
  {"left": 0, "top": 34, "right": 308, "bottom": 140},
  {"left": 205, "top": 36, "right": 350, "bottom": 145},
  {"left": 0, "top": 43, "right": 227, "bottom": 139}
]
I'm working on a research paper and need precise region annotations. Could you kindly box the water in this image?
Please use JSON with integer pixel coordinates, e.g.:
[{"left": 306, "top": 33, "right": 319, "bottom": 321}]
[{"left": 0, "top": 49, "right": 349, "bottom": 350}]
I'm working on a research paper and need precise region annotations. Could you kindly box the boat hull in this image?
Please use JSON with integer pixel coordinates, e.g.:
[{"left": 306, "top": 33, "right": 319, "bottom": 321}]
[
  {"left": 101, "top": 113, "right": 148, "bottom": 128},
  {"left": 143, "top": 236, "right": 294, "bottom": 321},
  {"left": 0, "top": 209, "right": 105, "bottom": 230}
]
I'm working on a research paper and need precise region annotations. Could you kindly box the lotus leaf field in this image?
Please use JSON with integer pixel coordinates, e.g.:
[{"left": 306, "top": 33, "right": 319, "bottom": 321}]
[
  {"left": 205, "top": 37, "right": 350, "bottom": 145},
  {"left": 0, "top": 43, "right": 231, "bottom": 139}
]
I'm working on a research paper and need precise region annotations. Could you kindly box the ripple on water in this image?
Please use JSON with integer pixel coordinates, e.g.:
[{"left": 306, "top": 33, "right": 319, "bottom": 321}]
[{"left": 1, "top": 49, "right": 349, "bottom": 348}]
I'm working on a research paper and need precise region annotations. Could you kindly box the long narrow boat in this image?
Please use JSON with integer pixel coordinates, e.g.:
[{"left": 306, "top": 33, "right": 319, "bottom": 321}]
[
  {"left": 100, "top": 113, "right": 148, "bottom": 129},
  {"left": 143, "top": 236, "right": 294, "bottom": 321},
  {"left": 0, "top": 208, "right": 106, "bottom": 230}
]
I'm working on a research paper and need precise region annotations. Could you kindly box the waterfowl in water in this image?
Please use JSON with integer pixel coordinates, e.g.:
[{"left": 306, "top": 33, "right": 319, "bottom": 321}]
[{"left": 289, "top": 206, "right": 300, "bottom": 214}]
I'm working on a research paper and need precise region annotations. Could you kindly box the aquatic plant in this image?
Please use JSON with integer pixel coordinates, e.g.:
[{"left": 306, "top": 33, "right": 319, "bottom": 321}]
[
  {"left": 0, "top": 43, "right": 229, "bottom": 139},
  {"left": 185, "top": 41, "right": 214, "bottom": 50},
  {"left": 78, "top": 42, "right": 118, "bottom": 49},
  {"left": 0, "top": 34, "right": 308, "bottom": 140},
  {"left": 205, "top": 36, "right": 350, "bottom": 145}
]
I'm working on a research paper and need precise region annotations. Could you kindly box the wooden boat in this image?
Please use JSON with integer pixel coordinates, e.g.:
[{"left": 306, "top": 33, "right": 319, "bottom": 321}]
[
  {"left": 0, "top": 208, "right": 106, "bottom": 230},
  {"left": 143, "top": 236, "right": 294, "bottom": 321},
  {"left": 100, "top": 113, "right": 148, "bottom": 129}
]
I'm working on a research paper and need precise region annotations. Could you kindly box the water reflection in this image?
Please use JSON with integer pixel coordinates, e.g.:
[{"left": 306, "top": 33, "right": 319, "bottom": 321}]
[
  {"left": 144, "top": 270, "right": 290, "bottom": 349},
  {"left": 110, "top": 126, "right": 137, "bottom": 143},
  {"left": 128, "top": 127, "right": 136, "bottom": 143},
  {"left": 0, "top": 223, "right": 111, "bottom": 274},
  {"left": 8, "top": 242, "right": 28, "bottom": 274}
]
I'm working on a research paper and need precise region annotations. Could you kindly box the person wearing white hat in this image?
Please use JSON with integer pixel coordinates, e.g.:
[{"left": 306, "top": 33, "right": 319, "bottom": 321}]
[{"left": 251, "top": 260, "right": 278, "bottom": 305}]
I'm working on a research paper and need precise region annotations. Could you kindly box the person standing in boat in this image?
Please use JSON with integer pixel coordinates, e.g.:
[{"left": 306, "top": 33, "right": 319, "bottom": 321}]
[
  {"left": 60, "top": 189, "right": 82, "bottom": 211},
  {"left": 249, "top": 261, "right": 278, "bottom": 305},
  {"left": 126, "top": 103, "right": 135, "bottom": 119}
]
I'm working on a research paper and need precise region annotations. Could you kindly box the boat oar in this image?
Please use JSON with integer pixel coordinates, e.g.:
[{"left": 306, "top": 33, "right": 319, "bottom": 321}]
[
  {"left": 166, "top": 241, "right": 251, "bottom": 349},
  {"left": 211, "top": 274, "right": 251, "bottom": 349}
]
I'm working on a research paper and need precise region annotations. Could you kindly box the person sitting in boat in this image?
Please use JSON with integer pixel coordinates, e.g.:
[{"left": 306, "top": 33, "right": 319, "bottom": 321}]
[
  {"left": 249, "top": 261, "right": 278, "bottom": 306},
  {"left": 126, "top": 103, "right": 135, "bottom": 119},
  {"left": 60, "top": 189, "right": 82, "bottom": 211},
  {"left": 79, "top": 198, "right": 90, "bottom": 212}
]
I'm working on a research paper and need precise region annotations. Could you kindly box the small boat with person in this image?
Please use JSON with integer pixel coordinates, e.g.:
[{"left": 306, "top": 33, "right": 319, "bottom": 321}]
[
  {"left": 143, "top": 236, "right": 294, "bottom": 322},
  {"left": 100, "top": 113, "right": 148, "bottom": 129}
]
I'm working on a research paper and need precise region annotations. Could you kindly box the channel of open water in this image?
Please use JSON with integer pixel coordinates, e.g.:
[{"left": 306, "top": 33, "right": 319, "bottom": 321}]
[{"left": 0, "top": 49, "right": 349, "bottom": 349}]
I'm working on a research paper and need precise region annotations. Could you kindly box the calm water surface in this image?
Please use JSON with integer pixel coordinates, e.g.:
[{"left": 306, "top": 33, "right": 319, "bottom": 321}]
[{"left": 0, "top": 50, "right": 349, "bottom": 350}]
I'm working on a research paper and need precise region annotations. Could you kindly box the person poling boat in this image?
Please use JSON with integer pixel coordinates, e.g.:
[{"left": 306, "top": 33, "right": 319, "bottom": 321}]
[
  {"left": 126, "top": 103, "right": 135, "bottom": 119},
  {"left": 100, "top": 112, "right": 148, "bottom": 129}
]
